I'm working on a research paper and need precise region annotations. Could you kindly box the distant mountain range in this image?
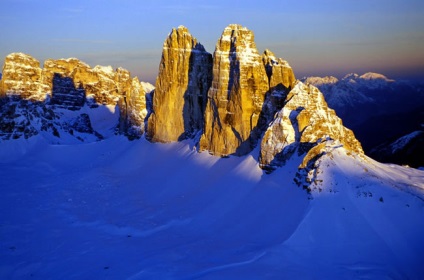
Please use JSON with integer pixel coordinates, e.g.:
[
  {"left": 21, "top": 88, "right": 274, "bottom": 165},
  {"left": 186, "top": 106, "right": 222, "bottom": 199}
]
[{"left": 302, "top": 73, "right": 424, "bottom": 167}]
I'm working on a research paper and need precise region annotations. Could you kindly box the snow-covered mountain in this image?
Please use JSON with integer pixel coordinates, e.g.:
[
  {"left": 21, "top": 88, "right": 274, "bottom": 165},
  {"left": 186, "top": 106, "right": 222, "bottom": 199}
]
[
  {"left": 1, "top": 25, "right": 424, "bottom": 279},
  {"left": 370, "top": 130, "right": 424, "bottom": 167},
  {"left": 303, "top": 72, "right": 395, "bottom": 109},
  {"left": 302, "top": 73, "right": 424, "bottom": 158},
  {"left": 302, "top": 73, "right": 424, "bottom": 117},
  {"left": 302, "top": 72, "right": 423, "bottom": 122}
]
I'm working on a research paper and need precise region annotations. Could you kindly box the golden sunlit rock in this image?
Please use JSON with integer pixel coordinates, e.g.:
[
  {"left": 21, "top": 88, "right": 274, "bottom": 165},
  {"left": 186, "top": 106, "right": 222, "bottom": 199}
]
[
  {"left": 0, "top": 52, "right": 150, "bottom": 136},
  {"left": 0, "top": 53, "right": 49, "bottom": 101},
  {"left": 259, "top": 81, "right": 363, "bottom": 172},
  {"left": 147, "top": 26, "right": 212, "bottom": 143},
  {"left": 199, "top": 24, "right": 269, "bottom": 156}
]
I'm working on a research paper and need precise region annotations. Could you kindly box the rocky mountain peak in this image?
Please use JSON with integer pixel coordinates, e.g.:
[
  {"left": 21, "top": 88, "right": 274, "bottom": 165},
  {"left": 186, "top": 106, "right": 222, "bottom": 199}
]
[
  {"left": 0, "top": 53, "right": 152, "bottom": 141},
  {"left": 219, "top": 24, "right": 260, "bottom": 66},
  {"left": 341, "top": 72, "right": 395, "bottom": 86},
  {"left": 262, "top": 49, "right": 296, "bottom": 90},
  {"left": 259, "top": 81, "right": 363, "bottom": 174},
  {"left": 224, "top": 24, "right": 249, "bottom": 31},
  {"left": 343, "top": 73, "right": 360, "bottom": 81},
  {"left": 199, "top": 24, "right": 269, "bottom": 156},
  {"left": 0, "top": 52, "right": 49, "bottom": 101},
  {"left": 262, "top": 49, "right": 291, "bottom": 67},
  {"left": 0, "top": 25, "right": 367, "bottom": 176},
  {"left": 359, "top": 72, "right": 394, "bottom": 82},
  {"left": 173, "top": 25, "right": 191, "bottom": 36},
  {"left": 147, "top": 26, "right": 212, "bottom": 143},
  {"left": 5, "top": 52, "right": 39, "bottom": 67},
  {"left": 168, "top": 25, "right": 195, "bottom": 46},
  {"left": 302, "top": 76, "right": 339, "bottom": 87}
]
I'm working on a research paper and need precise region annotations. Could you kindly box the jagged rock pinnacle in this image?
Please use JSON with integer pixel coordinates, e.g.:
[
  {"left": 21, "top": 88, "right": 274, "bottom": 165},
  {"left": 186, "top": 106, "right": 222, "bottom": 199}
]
[
  {"left": 147, "top": 26, "right": 212, "bottom": 142},
  {"left": 199, "top": 24, "right": 269, "bottom": 156},
  {"left": 262, "top": 49, "right": 296, "bottom": 90}
]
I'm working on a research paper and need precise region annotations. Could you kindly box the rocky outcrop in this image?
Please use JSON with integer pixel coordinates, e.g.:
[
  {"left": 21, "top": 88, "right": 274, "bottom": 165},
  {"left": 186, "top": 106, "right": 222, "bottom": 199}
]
[
  {"left": 50, "top": 73, "right": 85, "bottom": 110},
  {"left": 69, "top": 113, "right": 103, "bottom": 140},
  {"left": 42, "top": 58, "right": 131, "bottom": 107},
  {"left": 0, "top": 52, "right": 151, "bottom": 138},
  {"left": 260, "top": 49, "right": 297, "bottom": 136},
  {"left": 259, "top": 81, "right": 363, "bottom": 173},
  {"left": 302, "top": 73, "right": 424, "bottom": 154},
  {"left": 262, "top": 49, "right": 296, "bottom": 91},
  {"left": 0, "top": 97, "right": 50, "bottom": 140},
  {"left": 147, "top": 26, "right": 212, "bottom": 142},
  {"left": 0, "top": 53, "right": 49, "bottom": 100},
  {"left": 294, "top": 139, "right": 350, "bottom": 192},
  {"left": 118, "top": 78, "right": 152, "bottom": 138},
  {"left": 199, "top": 24, "right": 269, "bottom": 156},
  {"left": 0, "top": 95, "right": 104, "bottom": 142}
]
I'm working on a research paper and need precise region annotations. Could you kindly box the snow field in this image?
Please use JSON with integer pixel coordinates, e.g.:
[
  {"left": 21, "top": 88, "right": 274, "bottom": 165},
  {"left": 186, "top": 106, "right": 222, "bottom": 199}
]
[{"left": 0, "top": 137, "right": 423, "bottom": 279}]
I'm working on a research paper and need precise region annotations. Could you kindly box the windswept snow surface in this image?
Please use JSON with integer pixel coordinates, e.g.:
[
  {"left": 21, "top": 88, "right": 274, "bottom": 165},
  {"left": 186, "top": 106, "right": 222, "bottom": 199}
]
[{"left": 1, "top": 137, "right": 424, "bottom": 279}]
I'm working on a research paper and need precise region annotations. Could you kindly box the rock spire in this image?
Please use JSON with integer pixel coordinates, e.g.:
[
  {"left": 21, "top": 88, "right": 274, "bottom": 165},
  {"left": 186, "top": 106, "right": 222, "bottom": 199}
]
[
  {"left": 199, "top": 24, "right": 269, "bottom": 156},
  {"left": 147, "top": 26, "right": 212, "bottom": 142}
]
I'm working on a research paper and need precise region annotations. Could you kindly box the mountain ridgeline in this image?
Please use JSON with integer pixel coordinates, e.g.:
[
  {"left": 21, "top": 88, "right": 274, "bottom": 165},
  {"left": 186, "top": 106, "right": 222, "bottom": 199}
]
[
  {"left": 303, "top": 74, "right": 424, "bottom": 167},
  {"left": 0, "top": 24, "right": 364, "bottom": 178}
]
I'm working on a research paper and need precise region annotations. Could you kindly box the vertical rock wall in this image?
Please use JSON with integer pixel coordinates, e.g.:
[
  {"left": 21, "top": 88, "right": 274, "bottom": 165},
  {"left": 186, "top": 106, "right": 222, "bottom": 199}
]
[
  {"left": 199, "top": 24, "right": 269, "bottom": 156},
  {"left": 147, "top": 26, "right": 212, "bottom": 142},
  {"left": 0, "top": 53, "right": 49, "bottom": 101},
  {"left": 262, "top": 49, "right": 296, "bottom": 91}
]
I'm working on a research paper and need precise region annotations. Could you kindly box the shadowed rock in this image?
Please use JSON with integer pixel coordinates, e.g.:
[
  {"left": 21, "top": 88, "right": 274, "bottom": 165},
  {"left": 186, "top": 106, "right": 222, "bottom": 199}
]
[{"left": 51, "top": 73, "right": 85, "bottom": 110}]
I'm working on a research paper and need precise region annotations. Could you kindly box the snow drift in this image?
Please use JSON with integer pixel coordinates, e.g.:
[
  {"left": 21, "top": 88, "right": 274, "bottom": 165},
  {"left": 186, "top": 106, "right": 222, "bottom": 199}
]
[{"left": 1, "top": 136, "right": 423, "bottom": 279}]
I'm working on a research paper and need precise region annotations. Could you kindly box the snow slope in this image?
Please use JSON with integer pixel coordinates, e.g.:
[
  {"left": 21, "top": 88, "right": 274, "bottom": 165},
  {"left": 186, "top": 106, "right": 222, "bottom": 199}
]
[{"left": 0, "top": 137, "right": 423, "bottom": 279}]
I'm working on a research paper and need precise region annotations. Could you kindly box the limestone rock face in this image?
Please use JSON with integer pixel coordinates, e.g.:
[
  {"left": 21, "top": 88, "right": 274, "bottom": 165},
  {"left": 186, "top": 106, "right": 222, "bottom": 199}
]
[
  {"left": 0, "top": 52, "right": 151, "bottom": 139},
  {"left": 199, "top": 24, "right": 269, "bottom": 156},
  {"left": 259, "top": 81, "right": 363, "bottom": 172},
  {"left": 260, "top": 50, "right": 297, "bottom": 135},
  {"left": 262, "top": 49, "right": 296, "bottom": 91},
  {"left": 50, "top": 73, "right": 86, "bottom": 110},
  {"left": 42, "top": 58, "right": 150, "bottom": 135},
  {"left": 41, "top": 58, "right": 93, "bottom": 96},
  {"left": 42, "top": 59, "right": 132, "bottom": 106},
  {"left": 0, "top": 53, "right": 49, "bottom": 100},
  {"left": 147, "top": 26, "right": 212, "bottom": 142},
  {"left": 118, "top": 78, "right": 152, "bottom": 138}
]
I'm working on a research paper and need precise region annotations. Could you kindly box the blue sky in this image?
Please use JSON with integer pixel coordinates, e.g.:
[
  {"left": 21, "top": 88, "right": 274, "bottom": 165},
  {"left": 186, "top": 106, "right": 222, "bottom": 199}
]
[{"left": 1, "top": 0, "right": 423, "bottom": 83}]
